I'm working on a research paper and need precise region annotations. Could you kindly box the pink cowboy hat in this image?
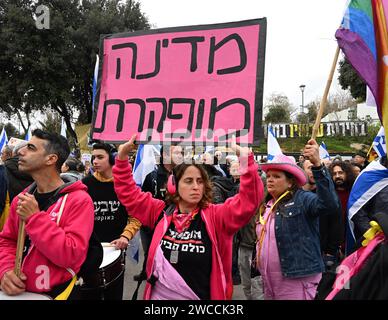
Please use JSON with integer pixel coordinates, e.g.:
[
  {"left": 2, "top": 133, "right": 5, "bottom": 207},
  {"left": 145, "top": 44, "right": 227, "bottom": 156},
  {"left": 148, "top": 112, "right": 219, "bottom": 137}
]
[{"left": 260, "top": 154, "right": 307, "bottom": 187}]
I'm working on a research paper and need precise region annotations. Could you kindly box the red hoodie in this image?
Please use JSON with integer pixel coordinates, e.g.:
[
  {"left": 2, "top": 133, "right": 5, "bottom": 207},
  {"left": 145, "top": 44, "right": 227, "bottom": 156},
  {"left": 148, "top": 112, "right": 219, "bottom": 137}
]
[
  {"left": 113, "top": 153, "right": 263, "bottom": 300},
  {"left": 0, "top": 181, "right": 94, "bottom": 293}
]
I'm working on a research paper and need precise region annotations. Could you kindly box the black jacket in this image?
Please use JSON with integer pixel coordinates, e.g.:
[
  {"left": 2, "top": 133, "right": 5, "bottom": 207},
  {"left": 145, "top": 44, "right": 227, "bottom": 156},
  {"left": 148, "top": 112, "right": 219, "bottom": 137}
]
[
  {"left": 211, "top": 176, "right": 240, "bottom": 205},
  {"left": 352, "top": 184, "right": 388, "bottom": 241},
  {"left": 333, "top": 212, "right": 388, "bottom": 300},
  {"left": 142, "top": 165, "right": 170, "bottom": 201},
  {"left": 0, "top": 165, "right": 7, "bottom": 214},
  {"left": 310, "top": 184, "right": 343, "bottom": 256},
  {"left": 4, "top": 156, "right": 34, "bottom": 201}
]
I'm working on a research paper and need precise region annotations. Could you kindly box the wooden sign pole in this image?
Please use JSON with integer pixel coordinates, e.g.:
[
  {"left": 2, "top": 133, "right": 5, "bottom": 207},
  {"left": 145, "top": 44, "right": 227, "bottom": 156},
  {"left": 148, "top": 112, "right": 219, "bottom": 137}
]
[{"left": 311, "top": 45, "right": 340, "bottom": 140}]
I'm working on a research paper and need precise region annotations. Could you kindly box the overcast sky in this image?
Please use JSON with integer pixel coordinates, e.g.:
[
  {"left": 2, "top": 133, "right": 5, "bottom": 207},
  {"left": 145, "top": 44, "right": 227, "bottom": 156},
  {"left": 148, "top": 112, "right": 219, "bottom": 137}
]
[{"left": 138, "top": 0, "right": 349, "bottom": 114}]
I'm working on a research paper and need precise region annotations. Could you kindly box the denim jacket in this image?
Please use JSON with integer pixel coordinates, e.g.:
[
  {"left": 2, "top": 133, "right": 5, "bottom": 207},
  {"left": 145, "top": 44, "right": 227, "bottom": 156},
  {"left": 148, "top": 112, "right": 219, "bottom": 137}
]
[{"left": 274, "top": 165, "right": 340, "bottom": 278}]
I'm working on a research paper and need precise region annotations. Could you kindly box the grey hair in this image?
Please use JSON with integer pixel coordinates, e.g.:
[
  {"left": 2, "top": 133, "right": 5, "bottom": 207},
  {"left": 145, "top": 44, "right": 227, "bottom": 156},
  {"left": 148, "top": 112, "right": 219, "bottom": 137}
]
[{"left": 13, "top": 141, "right": 28, "bottom": 156}]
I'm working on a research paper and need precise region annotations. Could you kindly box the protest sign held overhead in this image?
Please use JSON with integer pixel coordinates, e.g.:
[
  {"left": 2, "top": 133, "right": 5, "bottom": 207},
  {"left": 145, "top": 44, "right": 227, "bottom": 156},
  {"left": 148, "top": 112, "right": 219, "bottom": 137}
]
[{"left": 91, "top": 18, "right": 266, "bottom": 146}]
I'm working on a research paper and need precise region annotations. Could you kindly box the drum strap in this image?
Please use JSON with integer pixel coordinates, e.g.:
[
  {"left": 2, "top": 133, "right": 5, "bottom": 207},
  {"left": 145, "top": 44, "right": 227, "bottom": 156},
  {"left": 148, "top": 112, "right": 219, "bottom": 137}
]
[{"left": 52, "top": 194, "right": 78, "bottom": 300}]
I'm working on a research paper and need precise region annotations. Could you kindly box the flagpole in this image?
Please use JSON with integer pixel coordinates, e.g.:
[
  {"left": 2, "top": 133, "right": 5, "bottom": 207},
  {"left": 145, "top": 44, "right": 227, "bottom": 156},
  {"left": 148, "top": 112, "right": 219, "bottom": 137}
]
[
  {"left": 14, "top": 220, "right": 26, "bottom": 277},
  {"left": 311, "top": 45, "right": 340, "bottom": 140}
]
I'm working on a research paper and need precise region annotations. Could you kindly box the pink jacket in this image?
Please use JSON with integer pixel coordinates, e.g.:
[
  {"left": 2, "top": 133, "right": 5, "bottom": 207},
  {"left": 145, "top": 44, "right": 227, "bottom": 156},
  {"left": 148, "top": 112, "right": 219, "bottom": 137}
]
[
  {"left": 113, "top": 153, "right": 263, "bottom": 300},
  {"left": 0, "top": 181, "right": 94, "bottom": 293}
]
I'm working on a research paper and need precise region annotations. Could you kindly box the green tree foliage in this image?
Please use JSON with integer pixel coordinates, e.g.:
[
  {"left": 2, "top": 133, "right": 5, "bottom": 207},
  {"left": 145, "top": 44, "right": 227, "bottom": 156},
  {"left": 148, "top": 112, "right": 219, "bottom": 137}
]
[
  {"left": 0, "top": 122, "right": 21, "bottom": 139},
  {"left": 38, "top": 111, "right": 62, "bottom": 136},
  {"left": 296, "top": 102, "right": 317, "bottom": 124},
  {"left": 338, "top": 58, "right": 366, "bottom": 101},
  {"left": 0, "top": 0, "right": 150, "bottom": 153},
  {"left": 264, "top": 93, "right": 292, "bottom": 123}
]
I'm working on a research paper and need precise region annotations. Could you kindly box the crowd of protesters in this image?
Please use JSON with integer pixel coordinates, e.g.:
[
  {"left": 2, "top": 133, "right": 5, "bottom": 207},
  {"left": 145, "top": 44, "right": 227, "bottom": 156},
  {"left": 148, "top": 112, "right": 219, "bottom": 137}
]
[{"left": 0, "top": 130, "right": 387, "bottom": 300}]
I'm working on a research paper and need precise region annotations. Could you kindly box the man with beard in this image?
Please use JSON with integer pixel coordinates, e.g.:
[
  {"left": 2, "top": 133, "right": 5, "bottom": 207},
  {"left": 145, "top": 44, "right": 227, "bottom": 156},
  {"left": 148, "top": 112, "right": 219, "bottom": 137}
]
[{"left": 328, "top": 160, "right": 356, "bottom": 255}]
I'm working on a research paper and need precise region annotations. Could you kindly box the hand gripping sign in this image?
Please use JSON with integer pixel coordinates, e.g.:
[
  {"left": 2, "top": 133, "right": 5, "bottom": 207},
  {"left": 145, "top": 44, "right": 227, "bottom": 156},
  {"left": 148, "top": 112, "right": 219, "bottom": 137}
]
[{"left": 91, "top": 18, "right": 266, "bottom": 146}]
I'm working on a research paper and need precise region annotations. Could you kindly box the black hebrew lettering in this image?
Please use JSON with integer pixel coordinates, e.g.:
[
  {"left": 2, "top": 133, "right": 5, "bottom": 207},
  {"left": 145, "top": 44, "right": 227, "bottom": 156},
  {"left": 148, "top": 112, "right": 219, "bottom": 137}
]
[
  {"left": 195, "top": 99, "right": 205, "bottom": 138},
  {"left": 112, "top": 43, "right": 137, "bottom": 79},
  {"left": 112, "top": 41, "right": 162, "bottom": 80},
  {"left": 162, "top": 39, "right": 169, "bottom": 48},
  {"left": 125, "top": 99, "right": 145, "bottom": 131},
  {"left": 112, "top": 33, "right": 247, "bottom": 79},
  {"left": 145, "top": 98, "right": 167, "bottom": 132},
  {"left": 125, "top": 98, "right": 167, "bottom": 133},
  {"left": 94, "top": 96, "right": 252, "bottom": 141},
  {"left": 93, "top": 99, "right": 125, "bottom": 133},
  {"left": 207, "top": 98, "right": 250, "bottom": 140},
  {"left": 171, "top": 36, "right": 205, "bottom": 72},
  {"left": 165, "top": 98, "right": 196, "bottom": 139},
  {"left": 136, "top": 40, "right": 161, "bottom": 80},
  {"left": 208, "top": 33, "right": 247, "bottom": 75}
]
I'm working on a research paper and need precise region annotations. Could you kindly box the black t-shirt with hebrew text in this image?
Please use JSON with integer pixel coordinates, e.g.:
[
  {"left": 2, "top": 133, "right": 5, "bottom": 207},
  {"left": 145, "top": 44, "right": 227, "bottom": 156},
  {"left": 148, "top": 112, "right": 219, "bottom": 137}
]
[{"left": 160, "top": 213, "right": 212, "bottom": 300}]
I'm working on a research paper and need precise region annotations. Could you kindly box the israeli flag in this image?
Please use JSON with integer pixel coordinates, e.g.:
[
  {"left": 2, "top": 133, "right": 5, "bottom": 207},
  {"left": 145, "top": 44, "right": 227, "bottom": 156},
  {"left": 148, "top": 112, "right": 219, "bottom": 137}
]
[
  {"left": 133, "top": 144, "right": 160, "bottom": 186},
  {"left": 60, "top": 117, "right": 67, "bottom": 138},
  {"left": 319, "top": 141, "right": 331, "bottom": 160},
  {"left": 372, "top": 127, "right": 386, "bottom": 158},
  {"left": 267, "top": 125, "right": 283, "bottom": 162},
  {"left": 92, "top": 55, "right": 99, "bottom": 113},
  {"left": 0, "top": 127, "right": 8, "bottom": 152},
  {"left": 24, "top": 128, "right": 32, "bottom": 141},
  {"left": 130, "top": 143, "right": 160, "bottom": 264},
  {"left": 347, "top": 160, "right": 388, "bottom": 252}
]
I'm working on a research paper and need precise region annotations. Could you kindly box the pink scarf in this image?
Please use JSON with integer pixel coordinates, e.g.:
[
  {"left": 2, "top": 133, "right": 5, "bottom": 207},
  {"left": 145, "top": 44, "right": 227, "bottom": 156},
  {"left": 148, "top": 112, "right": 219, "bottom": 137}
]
[{"left": 172, "top": 208, "right": 199, "bottom": 233}]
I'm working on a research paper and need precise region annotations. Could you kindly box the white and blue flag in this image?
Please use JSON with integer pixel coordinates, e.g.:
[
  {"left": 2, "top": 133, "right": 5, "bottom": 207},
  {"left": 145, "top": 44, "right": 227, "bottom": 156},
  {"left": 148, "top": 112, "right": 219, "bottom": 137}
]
[
  {"left": 319, "top": 141, "right": 331, "bottom": 160},
  {"left": 129, "top": 143, "right": 160, "bottom": 264},
  {"left": 267, "top": 125, "right": 283, "bottom": 162},
  {"left": 92, "top": 55, "right": 99, "bottom": 113},
  {"left": 372, "top": 127, "right": 386, "bottom": 158},
  {"left": 24, "top": 128, "right": 32, "bottom": 141},
  {"left": 0, "top": 128, "right": 8, "bottom": 152},
  {"left": 60, "top": 117, "right": 67, "bottom": 138},
  {"left": 347, "top": 159, "right": 388, "bottom": 253},
  {"left": 133, "top": 144, "right": 160, "bottom": 186}
]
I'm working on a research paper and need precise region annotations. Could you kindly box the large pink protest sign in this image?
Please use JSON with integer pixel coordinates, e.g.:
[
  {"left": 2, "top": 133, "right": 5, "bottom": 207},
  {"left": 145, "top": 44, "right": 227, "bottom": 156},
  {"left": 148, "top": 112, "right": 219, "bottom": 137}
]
[{"left": 91, "top": 19, "right": 266, "bottom": 145}]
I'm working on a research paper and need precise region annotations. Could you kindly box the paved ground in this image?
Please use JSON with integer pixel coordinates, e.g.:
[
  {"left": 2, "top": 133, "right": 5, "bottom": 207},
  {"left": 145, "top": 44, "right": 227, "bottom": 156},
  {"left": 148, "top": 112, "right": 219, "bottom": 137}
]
[{"left": 123, "top": 242, "right": 246, "bottom": 300}]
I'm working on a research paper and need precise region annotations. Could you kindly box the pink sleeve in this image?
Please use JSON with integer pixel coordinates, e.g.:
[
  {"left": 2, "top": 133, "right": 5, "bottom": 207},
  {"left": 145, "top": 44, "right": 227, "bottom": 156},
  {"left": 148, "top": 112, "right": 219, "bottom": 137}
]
[
  {"left": 213, "top": 153, "right": 264, "bottom": 235},
  {"left": 112, "top": 159, "right": 165, "bottom": 229},
  {"left": 24, "top": 192, "right": 94, "bottom": 271}
]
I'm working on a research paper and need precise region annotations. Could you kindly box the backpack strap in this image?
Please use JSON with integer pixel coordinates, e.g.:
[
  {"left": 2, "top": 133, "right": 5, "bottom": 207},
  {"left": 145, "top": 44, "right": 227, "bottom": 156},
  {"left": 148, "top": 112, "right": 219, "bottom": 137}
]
[
  {"left": 154, "top": 203, "right": 176, "bottom": 228},
  {"left": 55, "top": 194, "right": 68, "bottom": 226}
]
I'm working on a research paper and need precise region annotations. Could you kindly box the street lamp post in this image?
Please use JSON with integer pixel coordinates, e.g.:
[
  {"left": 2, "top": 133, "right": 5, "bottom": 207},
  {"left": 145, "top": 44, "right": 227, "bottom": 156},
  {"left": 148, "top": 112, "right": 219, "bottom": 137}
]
[{"left": 299, "top": 84, "right": 306, "bottom": 114}]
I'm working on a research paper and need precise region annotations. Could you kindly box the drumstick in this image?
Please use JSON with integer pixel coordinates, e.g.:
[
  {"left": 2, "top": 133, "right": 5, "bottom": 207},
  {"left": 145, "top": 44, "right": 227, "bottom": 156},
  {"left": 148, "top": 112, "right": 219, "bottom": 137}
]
[
  {"left": 14, "top": 220, "right": 26, "bottom": 277},
  {"left": 101, "top": 243, "right": 116, "bottom": 248}
]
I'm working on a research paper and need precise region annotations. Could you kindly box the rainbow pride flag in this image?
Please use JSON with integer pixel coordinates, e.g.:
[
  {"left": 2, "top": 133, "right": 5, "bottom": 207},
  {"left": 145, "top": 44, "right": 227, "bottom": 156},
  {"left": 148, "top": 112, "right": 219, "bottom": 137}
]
[{"left": 336, "top": 0, "right": 388, "bottom": 136}]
